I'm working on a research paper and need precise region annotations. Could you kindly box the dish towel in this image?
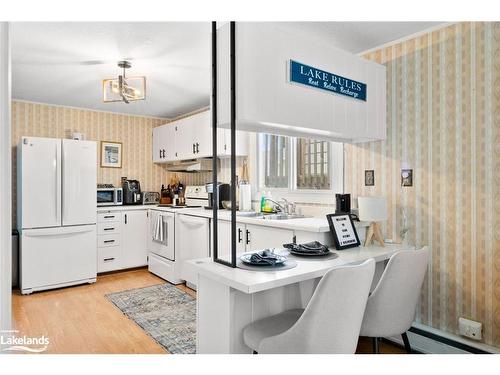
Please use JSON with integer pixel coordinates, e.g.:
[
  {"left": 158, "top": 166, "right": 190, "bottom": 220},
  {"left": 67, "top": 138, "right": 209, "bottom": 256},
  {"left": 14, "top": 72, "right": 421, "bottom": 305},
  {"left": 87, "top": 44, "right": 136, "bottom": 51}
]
[{"left": 154, "top": 214, "right": 163, "bottom": 242}]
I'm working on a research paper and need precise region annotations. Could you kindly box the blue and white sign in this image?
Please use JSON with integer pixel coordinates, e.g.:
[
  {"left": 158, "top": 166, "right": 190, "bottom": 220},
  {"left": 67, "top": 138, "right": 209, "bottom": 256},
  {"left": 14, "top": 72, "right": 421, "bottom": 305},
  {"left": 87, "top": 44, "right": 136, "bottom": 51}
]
[{"left": 289, "top": 60, "right": 367, "bottom": 101}]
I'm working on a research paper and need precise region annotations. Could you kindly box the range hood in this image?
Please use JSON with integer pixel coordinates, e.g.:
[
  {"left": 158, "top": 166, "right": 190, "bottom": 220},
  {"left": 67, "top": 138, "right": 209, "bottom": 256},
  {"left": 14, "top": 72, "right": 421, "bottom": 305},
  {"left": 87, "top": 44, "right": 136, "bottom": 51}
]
[{"left": 166, "top": 158, "right": 219, "bottom": 173}]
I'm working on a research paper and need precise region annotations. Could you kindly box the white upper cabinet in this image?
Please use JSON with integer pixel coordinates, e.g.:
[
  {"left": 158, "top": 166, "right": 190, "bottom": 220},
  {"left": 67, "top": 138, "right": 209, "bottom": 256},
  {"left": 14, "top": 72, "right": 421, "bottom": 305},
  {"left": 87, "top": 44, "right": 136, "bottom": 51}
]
[
  {"left": 216, "top": 23, "right": 386, "bottom": 143},
  {"left": 152, "top": 110, "right": 249, "bottom": 163},
  {"left": 152, "top": 124, "right": 176, "bottom": 162}
]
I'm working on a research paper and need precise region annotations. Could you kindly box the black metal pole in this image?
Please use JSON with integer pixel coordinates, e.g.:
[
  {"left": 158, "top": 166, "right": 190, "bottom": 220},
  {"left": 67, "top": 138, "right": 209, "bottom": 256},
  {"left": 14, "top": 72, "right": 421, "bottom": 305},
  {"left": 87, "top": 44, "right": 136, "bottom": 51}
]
[
  {"left": 211, "top": 21, "right": 237, "bottom": 268},
  {"left": 229, "top": 21, "right": 237, "bottom": 268},
  {"left": 211, "top": 21, "right": 219, "bottom": 263}
]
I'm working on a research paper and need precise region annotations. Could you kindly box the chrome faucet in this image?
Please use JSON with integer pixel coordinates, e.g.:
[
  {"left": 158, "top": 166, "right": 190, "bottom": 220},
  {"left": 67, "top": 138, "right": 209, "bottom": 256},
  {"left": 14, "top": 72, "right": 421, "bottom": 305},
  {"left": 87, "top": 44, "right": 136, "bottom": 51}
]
[{"left": 264, "top": 197, "right": 296, "bottom": 215}]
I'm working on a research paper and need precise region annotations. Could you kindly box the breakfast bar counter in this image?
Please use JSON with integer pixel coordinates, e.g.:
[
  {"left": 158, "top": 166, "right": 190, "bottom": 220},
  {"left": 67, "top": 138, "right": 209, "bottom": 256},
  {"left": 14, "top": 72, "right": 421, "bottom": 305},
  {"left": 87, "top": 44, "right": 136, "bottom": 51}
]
[{"left": 188, "top": 243, "right": 413, "bottom": 353}]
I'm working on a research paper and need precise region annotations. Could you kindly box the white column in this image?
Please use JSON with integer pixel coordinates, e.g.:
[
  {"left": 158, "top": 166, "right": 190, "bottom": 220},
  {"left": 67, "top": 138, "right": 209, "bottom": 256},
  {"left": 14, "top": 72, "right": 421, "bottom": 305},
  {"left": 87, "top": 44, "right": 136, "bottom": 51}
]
[{"left": 0, "top": 22, "right": 12, "bottom": 337}]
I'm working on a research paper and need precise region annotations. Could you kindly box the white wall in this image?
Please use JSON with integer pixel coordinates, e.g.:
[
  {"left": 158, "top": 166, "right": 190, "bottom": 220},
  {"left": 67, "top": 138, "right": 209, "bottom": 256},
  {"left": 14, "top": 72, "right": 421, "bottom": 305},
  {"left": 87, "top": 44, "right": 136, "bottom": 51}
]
[{"left": 0, "top": 22, "right": 12, "bottom": 334}]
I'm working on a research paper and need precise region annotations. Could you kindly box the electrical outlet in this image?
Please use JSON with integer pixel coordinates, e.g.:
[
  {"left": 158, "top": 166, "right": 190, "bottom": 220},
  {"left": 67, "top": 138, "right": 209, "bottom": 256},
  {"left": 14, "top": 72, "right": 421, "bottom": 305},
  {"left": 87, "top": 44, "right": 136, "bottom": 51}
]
[{"left": 458, "top": 317, "right": 482, "bottom": 340}]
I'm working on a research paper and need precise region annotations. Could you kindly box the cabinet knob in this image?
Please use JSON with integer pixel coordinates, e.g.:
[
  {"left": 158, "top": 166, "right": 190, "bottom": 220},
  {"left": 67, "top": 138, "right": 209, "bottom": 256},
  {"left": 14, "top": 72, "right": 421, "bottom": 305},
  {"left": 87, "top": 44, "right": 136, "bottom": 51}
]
[
  {"left": 246, "top": 229, "right": 251, "bottom": 245},
  {"left": 193, "top": 143, "right": 196, "bottom": 154},
  {"left": 196, "top": 142, "right": 199, "bottom": 154}
]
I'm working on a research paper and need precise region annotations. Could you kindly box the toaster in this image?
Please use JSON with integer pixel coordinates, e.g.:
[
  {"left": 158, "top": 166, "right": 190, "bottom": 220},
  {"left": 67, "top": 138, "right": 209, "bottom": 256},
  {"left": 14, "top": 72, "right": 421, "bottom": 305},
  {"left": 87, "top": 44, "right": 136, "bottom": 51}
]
[{"left": 142, "top": 191, "right": 160, "bottom": 205}]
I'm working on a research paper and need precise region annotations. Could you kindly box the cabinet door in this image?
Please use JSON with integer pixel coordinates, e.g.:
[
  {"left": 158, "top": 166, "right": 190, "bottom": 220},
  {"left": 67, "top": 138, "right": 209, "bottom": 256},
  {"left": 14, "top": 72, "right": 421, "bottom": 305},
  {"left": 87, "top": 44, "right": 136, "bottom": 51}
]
[
  {"left": 192, "top": 111, "right": 212, "bottom": 158},
  {"left": 216, "top": 220, "right": 246, "bottom": 262},
  {"left": 219, "top": 129, "right": 249, "bottom": 157},
  {"left": 176, "top": 214, "right": 210, "bottom": 286},
  {"left": 245, "top": 224, "right": 294, "bottom": 252},
  {"left": 152, "top": 126, "right": 163, "bottom": 162},
  {"left": 162, "top": 125, "right": 176, "bottom": 161},
  {"left": 174, "top": 117, "right": 195, "bottom": 160},
  {"left": 121, "top": 210, "right": 149, "bottom": 268}
]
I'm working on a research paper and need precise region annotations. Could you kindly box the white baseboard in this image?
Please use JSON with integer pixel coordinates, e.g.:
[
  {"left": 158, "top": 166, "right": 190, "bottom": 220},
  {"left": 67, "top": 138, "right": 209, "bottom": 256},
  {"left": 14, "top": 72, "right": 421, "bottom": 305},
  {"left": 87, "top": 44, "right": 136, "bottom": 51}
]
[{"left": 386, "top": 323, "right": 500, "bottom": 354}]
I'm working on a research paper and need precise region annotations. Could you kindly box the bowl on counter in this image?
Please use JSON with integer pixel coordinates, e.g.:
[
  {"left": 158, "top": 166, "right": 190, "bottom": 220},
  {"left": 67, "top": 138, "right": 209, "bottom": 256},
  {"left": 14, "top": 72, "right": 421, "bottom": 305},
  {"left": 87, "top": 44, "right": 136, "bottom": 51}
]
[{"left": 221, "top": 200, "right": 239, "bottom": 210}]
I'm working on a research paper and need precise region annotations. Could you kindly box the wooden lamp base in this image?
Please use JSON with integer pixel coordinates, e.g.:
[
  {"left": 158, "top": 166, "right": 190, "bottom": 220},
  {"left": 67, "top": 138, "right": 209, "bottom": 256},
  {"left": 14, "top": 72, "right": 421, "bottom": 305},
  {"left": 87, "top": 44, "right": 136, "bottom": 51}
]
[{"left": 364, "top": 222, "right": 385, "bottom": 247}]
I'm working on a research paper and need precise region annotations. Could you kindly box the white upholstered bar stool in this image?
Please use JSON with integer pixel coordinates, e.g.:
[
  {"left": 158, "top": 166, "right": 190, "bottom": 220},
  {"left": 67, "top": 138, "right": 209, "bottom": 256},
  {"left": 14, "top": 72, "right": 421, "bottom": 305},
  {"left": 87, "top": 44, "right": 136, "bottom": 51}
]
[
  {"left": 242, "top": 259, "right": 375, "bottom": 354},
  {"left": 359, "top": 246, "right": 429, "bottom": 354}
]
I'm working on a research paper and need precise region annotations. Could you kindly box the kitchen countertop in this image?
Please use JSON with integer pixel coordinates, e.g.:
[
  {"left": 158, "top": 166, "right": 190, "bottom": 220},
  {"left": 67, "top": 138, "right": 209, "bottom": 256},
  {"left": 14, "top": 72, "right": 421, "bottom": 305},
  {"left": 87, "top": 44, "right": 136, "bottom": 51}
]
[
  {"left": 163, "top": 207, "right": 367, "bottom": 233},
  {"left": 97, "top": 204, "right": 157, "bottom": 212},
  {"left": 187, "top": 243, "right": 413, "bottom": 294},
  {"left": 97, "top": 205, "right": 368, "bottom": 233}
]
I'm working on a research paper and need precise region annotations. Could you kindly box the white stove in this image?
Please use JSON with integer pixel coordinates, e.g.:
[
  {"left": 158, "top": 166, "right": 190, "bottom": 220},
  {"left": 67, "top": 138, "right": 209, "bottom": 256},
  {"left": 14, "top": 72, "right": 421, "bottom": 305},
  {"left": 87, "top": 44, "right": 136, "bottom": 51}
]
[{"left": 185, "top": 185, "right": 209, "bottom": 207}]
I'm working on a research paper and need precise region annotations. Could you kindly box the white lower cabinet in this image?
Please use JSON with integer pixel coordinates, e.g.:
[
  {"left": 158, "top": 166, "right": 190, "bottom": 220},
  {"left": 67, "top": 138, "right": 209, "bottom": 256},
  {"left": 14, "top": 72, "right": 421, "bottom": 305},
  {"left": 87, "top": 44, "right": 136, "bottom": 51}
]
[
  {"left": 176, "top": 214, "right": 210, "bottom": 287},
  {"left": 121, "top": 210, "right": 149, "bottom": 269},
  {"left": 97, "top": 209, "right": 148, "bottom": 273},
  {"left": 215, "top": 220, "right": 294, "bottom": 260},
  {"left": 244, "top": 224, "right": 294, "bottom": 252},
  {"left": 217, "top": 220, "right": 246, "bottom": 263}
]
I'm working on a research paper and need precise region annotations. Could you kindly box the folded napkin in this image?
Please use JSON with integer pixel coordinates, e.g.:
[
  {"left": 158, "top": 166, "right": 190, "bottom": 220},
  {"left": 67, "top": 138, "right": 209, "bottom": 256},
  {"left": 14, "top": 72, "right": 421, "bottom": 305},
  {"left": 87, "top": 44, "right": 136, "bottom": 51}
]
[
  {"left": 283, "top": 241, "right": 329, "bottom": 254},
  {"left": 249, "top": 250, "right": 281, "bottom": 265}
]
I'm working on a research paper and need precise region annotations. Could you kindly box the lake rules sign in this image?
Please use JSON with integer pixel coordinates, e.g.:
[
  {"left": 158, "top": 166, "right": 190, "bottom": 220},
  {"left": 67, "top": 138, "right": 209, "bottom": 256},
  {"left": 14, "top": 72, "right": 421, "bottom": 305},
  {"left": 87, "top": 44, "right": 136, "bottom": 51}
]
[{"left": 289, "top": 60, "right": 367, "bottom": 101}]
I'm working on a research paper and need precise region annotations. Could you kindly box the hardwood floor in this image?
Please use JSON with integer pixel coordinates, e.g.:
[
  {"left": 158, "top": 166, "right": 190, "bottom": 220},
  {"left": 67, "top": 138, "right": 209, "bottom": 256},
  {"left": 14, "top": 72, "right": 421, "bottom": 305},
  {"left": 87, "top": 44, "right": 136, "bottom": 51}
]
[
  {"left": 12, "top": 268, "right": 404, "bottom": 354},
  {"left": 12, "top": 268, "right": 194, "bottom": 354},
  {"left": 356, "top": 338, "right": 406, "bottom": 354}
]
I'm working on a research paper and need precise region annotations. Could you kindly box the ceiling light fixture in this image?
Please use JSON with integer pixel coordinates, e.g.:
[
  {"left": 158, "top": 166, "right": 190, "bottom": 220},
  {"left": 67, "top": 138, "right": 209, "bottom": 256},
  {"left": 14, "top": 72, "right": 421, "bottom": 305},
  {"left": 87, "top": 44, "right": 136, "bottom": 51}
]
[{"left": 103, "top": 60, "right": 146, "bottom": 104}]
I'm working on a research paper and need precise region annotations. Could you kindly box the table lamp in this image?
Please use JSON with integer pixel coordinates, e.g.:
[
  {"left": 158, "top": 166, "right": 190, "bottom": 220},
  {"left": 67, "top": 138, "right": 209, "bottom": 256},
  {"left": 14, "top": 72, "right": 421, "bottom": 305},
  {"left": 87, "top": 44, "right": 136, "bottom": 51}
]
[{"left": 358, "top": 196, "right": 387, "bottom": 247}]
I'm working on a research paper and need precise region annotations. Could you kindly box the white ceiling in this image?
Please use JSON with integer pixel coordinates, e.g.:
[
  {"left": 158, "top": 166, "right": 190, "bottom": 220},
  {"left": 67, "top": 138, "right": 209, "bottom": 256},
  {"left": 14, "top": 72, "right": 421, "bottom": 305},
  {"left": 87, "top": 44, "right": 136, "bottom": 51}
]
[{"left": 11, "top": 22, "right": 443, "bottom": 118}]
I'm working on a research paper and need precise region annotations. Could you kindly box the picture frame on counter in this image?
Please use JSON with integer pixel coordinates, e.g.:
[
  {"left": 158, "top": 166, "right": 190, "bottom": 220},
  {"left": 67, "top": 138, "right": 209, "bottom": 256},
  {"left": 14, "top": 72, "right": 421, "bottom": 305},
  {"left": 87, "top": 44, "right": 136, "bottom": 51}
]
[
  {"left": 100, "top": 141, "right": 122, "bottom": 168},
  {"left": 326, "top": 213, "right": 361, "bottom": 250}
]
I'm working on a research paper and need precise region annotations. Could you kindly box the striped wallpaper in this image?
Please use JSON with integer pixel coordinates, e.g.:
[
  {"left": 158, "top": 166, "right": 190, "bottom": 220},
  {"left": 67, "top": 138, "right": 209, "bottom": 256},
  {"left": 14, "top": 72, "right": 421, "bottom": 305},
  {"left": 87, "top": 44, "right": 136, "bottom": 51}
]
[
  {"left": 345, "top": 22, "right": 500, "bottom": 347},
  {"left": 11, "top": 100, "right": 168, "bottom": 227}
]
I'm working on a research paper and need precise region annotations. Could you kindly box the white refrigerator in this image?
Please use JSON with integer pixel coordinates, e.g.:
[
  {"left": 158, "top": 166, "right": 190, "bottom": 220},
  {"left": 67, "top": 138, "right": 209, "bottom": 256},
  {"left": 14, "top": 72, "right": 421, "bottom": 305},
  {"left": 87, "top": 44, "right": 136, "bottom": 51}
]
[{"left": 18, "top": 137, "right": 97, "bottom": 294}]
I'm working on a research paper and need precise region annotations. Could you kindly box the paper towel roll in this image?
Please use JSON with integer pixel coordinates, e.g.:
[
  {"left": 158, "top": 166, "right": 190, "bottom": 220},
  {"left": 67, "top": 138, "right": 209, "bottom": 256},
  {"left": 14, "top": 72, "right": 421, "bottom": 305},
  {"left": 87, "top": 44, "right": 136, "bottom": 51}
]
[{"left": 239, "top": 184, "right": 252, "bottom": 212}]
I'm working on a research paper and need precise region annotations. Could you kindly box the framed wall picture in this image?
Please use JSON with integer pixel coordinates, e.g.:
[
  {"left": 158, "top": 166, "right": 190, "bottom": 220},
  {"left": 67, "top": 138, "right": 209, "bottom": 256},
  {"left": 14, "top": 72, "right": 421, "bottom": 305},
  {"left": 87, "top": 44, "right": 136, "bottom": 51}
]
[
  {"left": 100, "top": 141, "right": 122, "bottom": 168},
  {"left": 365, "top": 169, "right": 375, "bottom": 186},
  {"left": 401, "top": 169, "right": 413, "bottom": 187},
  {"left": 326, "top": 213, "right": 361, "bottom": 250}
]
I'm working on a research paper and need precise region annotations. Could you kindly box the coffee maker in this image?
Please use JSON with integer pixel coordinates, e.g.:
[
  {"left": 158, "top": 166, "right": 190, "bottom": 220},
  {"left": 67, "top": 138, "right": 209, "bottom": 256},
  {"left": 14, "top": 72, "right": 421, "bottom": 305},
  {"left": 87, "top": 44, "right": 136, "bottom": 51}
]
[
  {"left": 335, "top": 193, "right": 351, "bottom": 214},
  {"left": 122, "top": 179, "right": 142, "bottom": 205},
  {"left": 205, "top": 182, "right": 230, "bottom": 209}
]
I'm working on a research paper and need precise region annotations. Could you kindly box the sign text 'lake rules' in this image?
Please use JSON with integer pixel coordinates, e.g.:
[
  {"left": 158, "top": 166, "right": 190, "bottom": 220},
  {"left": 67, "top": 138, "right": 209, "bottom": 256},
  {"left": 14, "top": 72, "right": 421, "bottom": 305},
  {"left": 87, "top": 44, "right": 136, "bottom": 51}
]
[{"left": 289, "top": 60, "right": 367, "bottom": 101}]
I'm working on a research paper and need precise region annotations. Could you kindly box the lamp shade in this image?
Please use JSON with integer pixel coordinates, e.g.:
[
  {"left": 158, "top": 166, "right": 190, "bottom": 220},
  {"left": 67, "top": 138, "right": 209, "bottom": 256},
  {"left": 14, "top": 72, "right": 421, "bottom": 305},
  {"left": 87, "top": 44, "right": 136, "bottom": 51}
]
[{"left": 358, "top": 196, "right": 388, "bottom": 222}]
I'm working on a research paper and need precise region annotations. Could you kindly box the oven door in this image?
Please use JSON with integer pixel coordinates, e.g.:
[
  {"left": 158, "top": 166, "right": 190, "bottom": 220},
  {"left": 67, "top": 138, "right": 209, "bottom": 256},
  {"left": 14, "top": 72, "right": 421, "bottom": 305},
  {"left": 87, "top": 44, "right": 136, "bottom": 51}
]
[
  {"left": 97, "top": 189, "right": 116, "bottom": 206},
  {"left": 150, "top": 210, "right": 175, "bottom": 261}
]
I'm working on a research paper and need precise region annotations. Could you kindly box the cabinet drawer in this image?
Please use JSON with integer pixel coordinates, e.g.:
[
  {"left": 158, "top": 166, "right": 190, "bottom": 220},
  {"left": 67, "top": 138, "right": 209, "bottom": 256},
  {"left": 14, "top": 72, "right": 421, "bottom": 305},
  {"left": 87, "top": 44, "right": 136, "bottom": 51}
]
[
  {"left": 98, "top": 212, "right": 122, "bottom": 223},
  {"left": 98, "top": 234, "right": 121, "bottom": 248},
  {"left": 98, "top": 246, "right": 121, "bottom": 273},
  {"left": 98, "top": 222, "right": 121, "bottom": 235}
]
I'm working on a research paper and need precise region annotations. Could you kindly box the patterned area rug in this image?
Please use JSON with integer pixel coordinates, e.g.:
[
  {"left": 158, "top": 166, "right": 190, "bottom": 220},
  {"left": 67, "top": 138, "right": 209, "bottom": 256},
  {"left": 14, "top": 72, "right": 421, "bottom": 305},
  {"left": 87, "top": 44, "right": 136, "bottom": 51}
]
[{"left": 106, "top": 283, "right": 196, "bottom": 354}]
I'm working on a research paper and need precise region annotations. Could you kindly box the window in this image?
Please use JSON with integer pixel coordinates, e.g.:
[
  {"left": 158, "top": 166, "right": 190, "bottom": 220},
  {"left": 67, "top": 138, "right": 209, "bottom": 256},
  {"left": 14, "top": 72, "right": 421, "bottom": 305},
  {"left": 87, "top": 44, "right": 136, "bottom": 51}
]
[
  {"left": 261, "top": 134, "right": 289, "bottom": 188},
  {"left": 258, "top": 133, "right": 343, "bottom": 194},
  {"left": 296, "top": 138, "right": 330, "bottom": 190}
]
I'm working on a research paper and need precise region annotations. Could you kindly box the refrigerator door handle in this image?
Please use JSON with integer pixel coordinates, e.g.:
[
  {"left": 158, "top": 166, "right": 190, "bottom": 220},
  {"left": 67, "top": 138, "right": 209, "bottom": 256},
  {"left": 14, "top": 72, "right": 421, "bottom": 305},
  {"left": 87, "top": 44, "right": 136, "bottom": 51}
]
[
  {"left": 55, "top": 142, "right": 62, "bottom": 224},
  {"left": 24, "top": 226, "right": 95, "bottom": 237}
]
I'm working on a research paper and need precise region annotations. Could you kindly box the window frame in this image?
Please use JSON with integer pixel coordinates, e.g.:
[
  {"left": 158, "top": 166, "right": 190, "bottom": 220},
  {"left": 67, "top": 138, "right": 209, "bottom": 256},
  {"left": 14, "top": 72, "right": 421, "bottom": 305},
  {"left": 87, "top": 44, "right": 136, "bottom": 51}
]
[{"left": 256, "top": 134, "right": 344, "bottom": 203}]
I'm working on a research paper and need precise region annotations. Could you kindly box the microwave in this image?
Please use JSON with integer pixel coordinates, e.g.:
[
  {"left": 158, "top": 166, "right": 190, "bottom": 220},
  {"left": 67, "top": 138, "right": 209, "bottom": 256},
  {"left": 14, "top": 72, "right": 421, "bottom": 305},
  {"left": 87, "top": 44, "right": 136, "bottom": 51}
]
[{"left": 97, "top": 188, "right": 123, "bottom": 206}]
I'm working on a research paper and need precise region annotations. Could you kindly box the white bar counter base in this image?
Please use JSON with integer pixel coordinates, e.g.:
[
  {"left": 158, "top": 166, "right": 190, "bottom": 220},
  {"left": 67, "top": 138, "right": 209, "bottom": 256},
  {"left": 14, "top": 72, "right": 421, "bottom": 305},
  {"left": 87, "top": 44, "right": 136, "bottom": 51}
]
[{"left": 189, "top": 243, "right": 413, "bottom": 354}]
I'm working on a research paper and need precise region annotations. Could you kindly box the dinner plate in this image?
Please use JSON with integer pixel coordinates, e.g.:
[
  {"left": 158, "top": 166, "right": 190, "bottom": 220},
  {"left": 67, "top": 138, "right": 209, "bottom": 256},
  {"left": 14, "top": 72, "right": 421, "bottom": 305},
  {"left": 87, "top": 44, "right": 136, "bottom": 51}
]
[
  {"left": 290, "top": 249, "right": 331, "bottom": 257},
  {"left": 239, "top": 253, "right": 287, "bottom": 266}
]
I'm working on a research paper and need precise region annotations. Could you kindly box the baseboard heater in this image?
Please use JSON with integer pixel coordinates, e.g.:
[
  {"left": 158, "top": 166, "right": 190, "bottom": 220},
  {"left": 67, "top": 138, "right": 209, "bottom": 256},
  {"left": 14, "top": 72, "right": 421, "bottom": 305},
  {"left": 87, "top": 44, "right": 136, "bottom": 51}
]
[{"left": 385, "top": 324, "right": 497, "bottom": 354}]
